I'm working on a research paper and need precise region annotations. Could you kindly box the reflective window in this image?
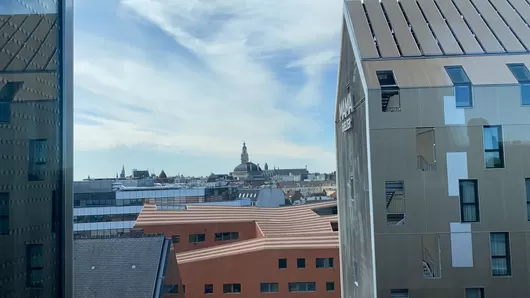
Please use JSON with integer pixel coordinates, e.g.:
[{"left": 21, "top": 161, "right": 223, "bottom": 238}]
[
  {"left": 507, "top": 64, "right": 530, "bottom": 106},
  {"left": 27, "top": 244, "right": 44, "bottom": 288},
  {"left": 260, "top": 283, "right": 279, "bottom": 293},
  {"left": 288, "top": 282, "right": 316, "bottom": 292},
  {"left": 490, "top": 232, "right": 511, "bottom": 276},
  {"left": 459, "top": 180, "right": 480, "bottom": 222},
  {"left": 445, "top": 66, "right": 472, "bottom": 107},
  {"left": 483, "top": 126, "right": 504, "bottom": 169}
]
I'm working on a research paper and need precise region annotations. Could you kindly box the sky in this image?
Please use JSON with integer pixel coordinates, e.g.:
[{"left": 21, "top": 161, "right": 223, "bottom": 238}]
[{"left": 72, "top": 0, "right": 343, "bottom": 180}]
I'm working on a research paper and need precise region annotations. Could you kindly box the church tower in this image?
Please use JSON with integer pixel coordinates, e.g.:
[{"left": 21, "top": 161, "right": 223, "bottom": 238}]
[
  {"left": 120, "top": 165, "right": 126, "bottom": 179},
  {"left": 241, "top": 142, "right": 249, "bottom": 164}
]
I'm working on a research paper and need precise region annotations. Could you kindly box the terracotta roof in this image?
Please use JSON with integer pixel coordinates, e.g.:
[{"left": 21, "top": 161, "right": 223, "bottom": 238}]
[{"left": 135, "top": 201, "right": 338, "bottom": 263}]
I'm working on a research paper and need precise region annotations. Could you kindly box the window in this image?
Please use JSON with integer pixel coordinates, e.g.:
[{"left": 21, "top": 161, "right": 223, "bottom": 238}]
[
  {"left": 278, "top": 258, "right": 287, "bottom": 269},
  {"left": 316, "top": 257, "right": 334, "bottom": 268},
  {"left": 507, "top": 64, "right": 530, "bottom": 105},
  {"left": 391, "top": 289, "right": 409, "bottom": 298},
  {"left": 326, "top": 282, "right": 335, "bottom": 292},
  {"left": 27, "top": 244, "right": 43, "bottom": 288},
  {"left": 386, "top": 181, "right": 405, "bottom": 225},
  {"left": 297, "top": 258, "right": 306, "bottom": 268},
  {"left": 204, "top": 284, "right": 213, "bottom": 294},
  {"left": 0, "top": 101, "right": 9, "bottom": 123},
  {"left": 526, "top": 179, "right": 530, "bottom": 221},
  {"left": 260, "top": 283, "right": 278, "bottom": 293},
  {"left": 163, "top": 285, "right": 178, "bottom": 294},
  {"left": 0, "top": 82, "right": 23, "bottom": 123},
  {"left": 459, "top": 180, "right": 480, "bottom": 222},
  {"left": 223, "top": 283, "right": 241, "bottom": 293},
  {"left": 490, "top": 232, "right": 511, "bottom": 276},
  {"left": 214, "top": 232, "right": 239, "bottom": 241},
  {"left": 445, "top": 66, "right": 472, "bottom": 107},
  {"left": 28, "top": 139, "right": 48, "bottom": 181},
  {"left": 422, "top": 234, "right": 442, "bottom": 278},
  {"left": 416, "top": 127, "right": 436, "bottom": 171},
  {"left": 331, "top": 222, "right": 339, "bottom": 231},
  {"left": 189, "top": 233, "right": 205, "bottom": 243},
  {"left": 172, "top": 235, "right": 180, "bottom": 244},
  {"left": 0, "top": 193, "right": 8, "bottom": 235},
  {"left": 377, "top": 70, "right": 400, "bottom": 112},
  {"left": 483, "top": 126, "right": 504, "bottom": 168},
  {"left": 288, "top": 282, "right": 316, "bottom": 292},
  {"left": 466, "top": 288, "right": 485, "bottom": 298}
]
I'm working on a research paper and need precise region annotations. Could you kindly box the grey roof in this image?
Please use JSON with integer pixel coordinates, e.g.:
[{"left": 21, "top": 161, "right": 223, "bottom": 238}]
[
  {"left": 233, "top": 162, "right": 262, "bottom": 172},
  {"left": 0, "top": 14, "right": 57, "bottom": 71},
  {"left": 345, "top": 0, "right": 530, "bottom": 59},
  {"left": 74, "top": 236, "right": 169, "bottom": 298}
]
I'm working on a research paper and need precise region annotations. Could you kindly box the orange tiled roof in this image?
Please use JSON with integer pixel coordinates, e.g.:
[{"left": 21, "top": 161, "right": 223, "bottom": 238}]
[{"left": 135, "top": 201, "right": 338, "bottom": 262}]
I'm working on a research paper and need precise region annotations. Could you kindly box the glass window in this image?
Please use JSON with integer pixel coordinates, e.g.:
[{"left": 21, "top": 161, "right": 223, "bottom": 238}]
[
  {"left": 297, "top": 258, "right": 306, "bottom": 268},
  {"left": 490, "top": 232, "right": 511, "bottom": 276},
  {"left": 214, "top": 232, "right": 239, "bottom": 241},
  {"left": 483, "top": 126, "right": 504, "bottom": 168},
  {"left": 326, "top": 281, "right": 335, "bottom": 292},
  {"left": 316, "top": 257, "right": 334, "bottom": 268},
  {"left": 28, "top": 139, "right": 48, "bottom": 181},
  {"left": 0, "top": 102, "right": 10, "bottom": 123},
  {"left": 0, "top": 193, "right": 8, "bottom": 235},
  {"left": 278, "top": 258, "right": 287, "bottom": 269},
  {"left": 507, "top": 64, "right": 530, "bottom": 105},
  {"left": 521, "top": 83, "right": 530, "bottom": 105},
  {"left": 445, "top": 66, "right": 472, "bottom": 107},
  {"left": 172, "top": 235, "right": 180, "bottom": 244},
  {"left": 466, "top": 288, "right": 485, "bottom": 298},
  {"left": 27, "top": 244, "right": 44, "bottom": 288},
  {"left": 189, "top": 233, "right": 206, "bottom": 243},
  {"left": 260, "top": 283, "right": 278, "bottom": 293},
  {"left": 204, "top": 284, "right": 213, "bottom": 294},
  {"left": 391, "top": 289, "right": 410, "bottom": 298},
  {"left": 288, "top": 282, "right": 316, "bottom": 292},
  {"left": 223, "top": 283, "right": 241, "bottom": 293},
  {"left": 459, "top": 180, "right": 480, "bottom": 222}
]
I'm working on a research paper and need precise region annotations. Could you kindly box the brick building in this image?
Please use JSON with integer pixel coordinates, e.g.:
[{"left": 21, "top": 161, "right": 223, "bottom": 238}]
[{"left": 135, "top": 201, "right": 339, "bottom": 297}]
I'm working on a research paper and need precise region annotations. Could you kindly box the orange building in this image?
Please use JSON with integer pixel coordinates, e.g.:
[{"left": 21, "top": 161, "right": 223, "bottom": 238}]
[{"left": 135, "top": 201, "right": 339, "bottom": 298}]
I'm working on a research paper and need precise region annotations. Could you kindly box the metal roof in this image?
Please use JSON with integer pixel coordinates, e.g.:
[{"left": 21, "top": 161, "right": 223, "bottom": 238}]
[{"left": 345, "top": 0, "right": 530, "bottom": 59}]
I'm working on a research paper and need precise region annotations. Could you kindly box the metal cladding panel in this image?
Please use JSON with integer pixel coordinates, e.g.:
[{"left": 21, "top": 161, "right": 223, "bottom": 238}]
[
  {"left": 381, "top": 0, "right": 421, "bottom": 56},
  {"left": 470, "top": 0, "right": 525, "bottom": 52},
  {"left": 364, "top": 0, "right": 400, "bottom": 57},
  {"left": 435, "top": 0, "right": 483, "bottom": 54},
  {"left": 347, "top": 0, "right": 379, "bottom": 59},
  {"left": 509, "top": 0, "right": 530, "bottom": 29},
  {"left": 416, "top": 0, "right": 462, "bottom": 55},
  {"left": 489, "top": 0, "right": 530, "bottom": 50},
  {"left": 452, "top": 0, "right": 504, "bottom": 53},
  {"left": 400, "top": 0, "right": 442, "bottom": 55}
]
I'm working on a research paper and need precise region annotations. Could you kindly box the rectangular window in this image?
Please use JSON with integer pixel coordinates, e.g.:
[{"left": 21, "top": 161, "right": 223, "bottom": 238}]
[
  {"left": 163, "top": 285, "right": 178, "bottom": 294},
  {"left": 278, "top": 258, "right": 287, "bottom": 269},
  {"left": 172, "top": 235, "right": 180, "bottom": 244},
  {"left": 316, "top": 257, "right": 334, "bottom": 268},
  {"left": 27, "top": 244, "right": 44, "bottom": 288},
  {"left": 526, "top": 179, "right": 530, "bottom": 221},
  {"left": 204, "top": 284, "right": 213, "bottom": 294},
  {"left": 490, "top": 232, "right": 511, "bottom": 276},
  {"left": 331, "top": 222, "right": 339, "bottom": 231},
  {"left": 445, "top": 66, "right": 472, "bottom": 107},
  {"left": 386, "top": 181, "right": 405, "bottom": 225},
  {"left": 0, "top": 193, "right": 8, "bottom": 235},
  {"left": 377, "top": 70, "right": 400, "bottom": 112},
  {"left": 326, "top": 282, "right": 335, "bottom": 292},
  {"left": 223, "top": 283, "right": 241, "bottom": 293},
  {"left": 260, "top": 283, "right": 278, "bottom": 293},
  {"left": 189, "top": 233, "right": 205, "bottom": 243},
  {"left": 0, "top": 102, "right": 9, "bottom": 123},
  {"left": 466, "top": 288, "right": 485, "bottom": 298},
  {"left": 214, "top": 232, "right": 239, "bottom": 241},
  {"left": 507, "top": 63, "right": 530, "bottom": 105},
  {"left": 416, "top": 127, "right": 436, "bottom": 171},
  {"left": 459, "top": 180, "right": 480, "bottom": 222},
  {"left": 391, "top": 289, "right": 409, "bottom": 298},
  {"left": 0, "top": 82, "right": 22, "bottom": 123},
  {"left": 297, "top": 258, "right": 306, "bottom": 268},
  {"left": 483, "top": 126, "right": 504, "bottom": 169},
  {"left": 28, "top": 139, "right": 48, "bottom": 181},
  {"left": 288, "top": 282, "right": 316, "bottom": 292}
]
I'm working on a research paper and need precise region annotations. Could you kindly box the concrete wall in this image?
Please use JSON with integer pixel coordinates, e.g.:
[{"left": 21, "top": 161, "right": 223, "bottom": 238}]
[{"left": 165, "top": 248, "right": 340, "bottom": 298}]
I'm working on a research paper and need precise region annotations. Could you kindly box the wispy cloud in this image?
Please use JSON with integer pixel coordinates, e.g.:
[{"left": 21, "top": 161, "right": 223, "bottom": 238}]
[{"left": 74, "top": 0, "right": 342, "bottom": 177}]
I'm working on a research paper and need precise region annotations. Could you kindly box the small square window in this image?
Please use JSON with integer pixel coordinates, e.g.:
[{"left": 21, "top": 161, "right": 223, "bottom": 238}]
[
  {"left": 466, "top": 288, "right": 485, "bottom": 298},
  {"left": 172, "top": 235, "right": 180, "bottom": 244},
  {"left": 278, "top": 258, "right": 287, "bottom": 269},
  {"left": 297, "top": 258, "right": 306, "bottom": 268},
  {"left": 204, "top": 284, "right": 213, "bottom": 294},
  {"left": 326, "top": 282, "right": 335, "bottom": 292}
]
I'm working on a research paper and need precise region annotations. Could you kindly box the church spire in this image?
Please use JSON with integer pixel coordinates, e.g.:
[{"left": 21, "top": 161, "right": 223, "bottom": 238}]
[
  {"left": 241, "top": 142, "right": 249, "bottom": 164},
  {"left": 120, "top": 165, "right": 126, "bottom": 179}
]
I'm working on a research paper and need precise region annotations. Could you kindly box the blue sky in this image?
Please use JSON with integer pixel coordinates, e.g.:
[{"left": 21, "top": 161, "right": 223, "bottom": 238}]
[{"left": 73, "top": 0, "right": 343, "bottom": 180}]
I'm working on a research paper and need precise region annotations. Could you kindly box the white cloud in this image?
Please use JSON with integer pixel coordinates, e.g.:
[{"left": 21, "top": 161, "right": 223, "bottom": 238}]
[{"left": 74, "top": 0, "right": 342, "bottom": 173}]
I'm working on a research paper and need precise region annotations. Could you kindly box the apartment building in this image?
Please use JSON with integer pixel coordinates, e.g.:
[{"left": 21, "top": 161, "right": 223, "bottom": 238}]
[
  {"left": 337, "top": 0, "right": 530, "bottom": 297},
  {"left": 135, "top": 201, "right": 340, "bottom": 297},
  {"left": 0, "top": 4, "right": 73, "bottom": 298}
]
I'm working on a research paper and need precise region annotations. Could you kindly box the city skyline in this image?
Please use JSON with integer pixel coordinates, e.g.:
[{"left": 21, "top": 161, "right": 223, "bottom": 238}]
[{"left": 73, "top": 0, "right": 342, "bottom": 180}]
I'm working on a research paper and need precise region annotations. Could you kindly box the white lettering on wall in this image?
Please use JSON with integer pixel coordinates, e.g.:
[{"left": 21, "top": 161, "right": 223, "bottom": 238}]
[{"left": 339, "top": 92, "right": 354, "bottom": 121}]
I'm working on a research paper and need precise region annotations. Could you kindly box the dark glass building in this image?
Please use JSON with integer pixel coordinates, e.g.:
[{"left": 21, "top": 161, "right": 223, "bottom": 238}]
[{"left": 0, "top": 0, "right": 72, "bottom": 297}]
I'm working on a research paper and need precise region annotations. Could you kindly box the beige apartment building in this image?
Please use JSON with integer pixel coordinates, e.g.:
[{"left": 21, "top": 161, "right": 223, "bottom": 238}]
[{"left": 336, "top": 0, "right": 530, "bottom": 297}]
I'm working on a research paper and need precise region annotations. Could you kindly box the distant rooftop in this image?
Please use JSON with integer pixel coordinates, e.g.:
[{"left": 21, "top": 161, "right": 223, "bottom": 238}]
[{"left": 345, "top": 0, "right": 530, "bottom": 59}]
